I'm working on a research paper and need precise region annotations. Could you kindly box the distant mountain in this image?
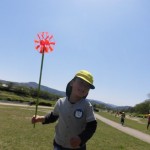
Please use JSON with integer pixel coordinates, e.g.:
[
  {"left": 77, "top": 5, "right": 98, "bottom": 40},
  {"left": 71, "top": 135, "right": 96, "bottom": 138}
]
[
  {"left": 89, "top": 99, "right": 132, "bottom": 110},
  {"left": 0, "top": 79, "right": 65, "bottom": 97},
  {"left": 20, "top": 82, "right": 66, "bottom": 97},
  {"left": 89, "top": 99, "right": 118, "bottom": 108},
  {"left": 0, "top": 79, "right": 132, "bottom": 110}
]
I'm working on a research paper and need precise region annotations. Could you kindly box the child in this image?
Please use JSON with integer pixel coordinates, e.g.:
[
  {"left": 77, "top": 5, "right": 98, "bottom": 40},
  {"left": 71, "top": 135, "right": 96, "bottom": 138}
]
[{"left": 32, "top": 70, "right": 97, "bottom": 150}]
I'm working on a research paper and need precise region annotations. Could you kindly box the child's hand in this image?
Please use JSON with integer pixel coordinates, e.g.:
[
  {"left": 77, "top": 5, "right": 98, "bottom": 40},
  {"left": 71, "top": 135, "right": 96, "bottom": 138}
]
[
  {"left": 70, "top": 136, "right": 81, "bottom": 148},
  {"left": 31, "top": 115, "right": 44, "bottom": 124}
]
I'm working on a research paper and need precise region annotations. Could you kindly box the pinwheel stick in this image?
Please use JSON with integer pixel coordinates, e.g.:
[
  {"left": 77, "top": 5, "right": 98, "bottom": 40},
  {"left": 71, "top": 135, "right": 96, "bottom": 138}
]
[
  {"left": 34, "top": 52, "right": 45, "bottom": 128},
  {"left": 33, "top": 32, "right": 55, "bottom": 128}
]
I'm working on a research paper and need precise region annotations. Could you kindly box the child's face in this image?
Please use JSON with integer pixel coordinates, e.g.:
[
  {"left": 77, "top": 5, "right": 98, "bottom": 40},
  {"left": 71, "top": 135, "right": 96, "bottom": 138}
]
[{"left": 71, "top": 77, "right": 90, "bottom": 98}]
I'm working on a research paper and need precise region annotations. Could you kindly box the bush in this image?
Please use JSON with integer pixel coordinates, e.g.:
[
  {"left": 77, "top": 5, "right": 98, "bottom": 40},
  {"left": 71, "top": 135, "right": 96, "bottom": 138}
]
[{"left": 39, "top": 101, "right": 52, "bottom": 107}]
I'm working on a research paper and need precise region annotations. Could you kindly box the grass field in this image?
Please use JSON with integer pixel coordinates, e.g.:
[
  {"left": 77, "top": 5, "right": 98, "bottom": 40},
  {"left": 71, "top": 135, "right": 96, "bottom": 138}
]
[{"left": 0, "top": 105, "right": 150, "bottom": 150}]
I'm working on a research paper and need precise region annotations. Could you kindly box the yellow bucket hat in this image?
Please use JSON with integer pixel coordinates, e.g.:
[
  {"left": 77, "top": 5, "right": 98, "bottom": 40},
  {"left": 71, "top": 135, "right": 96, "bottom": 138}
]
[{"left": 75, "top": 70, "right": 95, "bottom": 89}]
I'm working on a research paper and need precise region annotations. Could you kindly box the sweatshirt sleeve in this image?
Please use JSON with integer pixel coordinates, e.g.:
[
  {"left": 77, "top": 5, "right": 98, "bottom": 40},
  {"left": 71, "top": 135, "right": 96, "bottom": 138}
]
[
  {"left": 42, "top": 98, "right": 62, "bottom": 124},
  {"left": 78, "top": 120, "right": 97, "bottom": 146},
  {"left": 42, "top": 112, "right": 59, "bottom": 124}
]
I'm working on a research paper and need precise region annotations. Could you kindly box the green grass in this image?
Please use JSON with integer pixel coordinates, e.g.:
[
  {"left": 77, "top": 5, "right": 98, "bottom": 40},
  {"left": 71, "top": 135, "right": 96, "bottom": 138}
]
[
  {"left": 0, "top": 105, "right": 150, "bottom": 150},
  {"left": 0, "top": 90, "right": 56, "bottom": 106},
  {"left": 98, "top": 111, "right": 150, "bottom": 135}
]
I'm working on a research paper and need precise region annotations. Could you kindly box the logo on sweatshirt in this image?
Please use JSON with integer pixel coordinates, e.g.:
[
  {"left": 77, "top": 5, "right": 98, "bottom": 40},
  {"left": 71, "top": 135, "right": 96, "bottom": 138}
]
[{"left": 74, "top": 109, "right": 83, "bottom": 119}]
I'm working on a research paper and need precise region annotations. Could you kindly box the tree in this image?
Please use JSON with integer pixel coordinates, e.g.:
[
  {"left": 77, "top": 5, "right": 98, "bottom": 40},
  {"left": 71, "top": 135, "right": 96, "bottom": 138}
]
[
  {"left": 134, "top": 99, "right": 150, "bottom": 114},
  {"left": 7, "top": 82, "right": 14, "bottom": 90}
]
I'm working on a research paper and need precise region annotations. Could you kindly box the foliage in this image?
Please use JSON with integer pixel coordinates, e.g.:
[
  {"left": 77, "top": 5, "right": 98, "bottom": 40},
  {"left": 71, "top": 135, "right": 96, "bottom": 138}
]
[
  {"left": 0, "top": 90, "right": 56, "bottom": 107},
  {"left": 0, "top": 83, "right": 61, "bottom": 105},
  {"left": 134, "top": 99, "right": 150, "bottom": 114}
]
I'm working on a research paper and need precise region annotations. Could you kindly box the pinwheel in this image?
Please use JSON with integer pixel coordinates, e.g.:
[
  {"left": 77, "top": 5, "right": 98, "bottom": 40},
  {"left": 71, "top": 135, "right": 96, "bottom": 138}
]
[
  {"left": 33, "top": 32, "right": 55, "bottom": 128},
  {"left": 34, "top": 32, "right": 55, "bottom": 53}
]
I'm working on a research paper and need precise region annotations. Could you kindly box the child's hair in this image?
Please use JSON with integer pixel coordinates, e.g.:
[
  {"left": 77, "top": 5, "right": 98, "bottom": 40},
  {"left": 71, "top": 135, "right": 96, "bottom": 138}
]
[{"left": 66, "top": 77, "right": 88, "bottom": 99}]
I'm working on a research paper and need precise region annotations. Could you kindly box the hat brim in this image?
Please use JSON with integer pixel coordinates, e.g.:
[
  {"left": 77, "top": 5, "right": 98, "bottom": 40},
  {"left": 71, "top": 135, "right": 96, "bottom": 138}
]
[
  {"left": 76, "top": 76, "right": 95, "bottom": 89},
  {"left": 90, "top": 85, "right": 95, "bottom": 89}
]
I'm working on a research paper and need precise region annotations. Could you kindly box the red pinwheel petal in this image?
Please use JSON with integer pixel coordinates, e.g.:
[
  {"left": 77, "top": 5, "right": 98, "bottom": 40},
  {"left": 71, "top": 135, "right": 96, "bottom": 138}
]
[
  {"left": 45, "top": 40, "right": 50, "bottom": 45},
  {"left": 40, "top": 40, "right": 45, "bottom": 46},
  {"left": 35, "top": 45, "right": 40, "bottom": 50},
  {"left": 49, "top": 35, "right": 53, "bottom": 40},
  {"left": 37, "top": 34, "right": 41, "bottom": 40},
  {"left": 40, "top": 46, "right": 44, "bottom": 53},
  {"left": 50, "top": 42, "right": 55, "bottom": 45},
  {"left": 44, "top": 47, "right": 49, "bottom": 53},
  {"left": 41, "top": 32, "right": 45, "bottom": 39},
  {"left": 49, "top": 46, "right": 53, "bottom": 51},
  {"left": 45, "top": 35, "right": 49, "bottom": 40},
  {"left": 34, "top": 40, "right": 39, "bottom": 43}
]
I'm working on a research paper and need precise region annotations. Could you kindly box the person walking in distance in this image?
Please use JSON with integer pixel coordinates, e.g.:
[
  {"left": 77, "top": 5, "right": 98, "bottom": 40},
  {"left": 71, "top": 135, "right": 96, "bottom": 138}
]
[
  {"left": 31, "top": 70, "right": 97, "bottom": 150},
  {"left": 120, "top": 112, "right": 125, "bottom": 126},
  {"left": 147, "top": 114, "right": 150, "bottom": 130}
]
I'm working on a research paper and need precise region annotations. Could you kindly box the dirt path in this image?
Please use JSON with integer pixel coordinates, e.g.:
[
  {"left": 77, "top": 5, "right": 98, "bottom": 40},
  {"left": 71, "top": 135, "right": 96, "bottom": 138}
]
[
  {"left": 95, "top": 114, "right": 150, "bottom": 144},
  {"left": 0, "top": 101, "right": 51, "bottom": 109}
]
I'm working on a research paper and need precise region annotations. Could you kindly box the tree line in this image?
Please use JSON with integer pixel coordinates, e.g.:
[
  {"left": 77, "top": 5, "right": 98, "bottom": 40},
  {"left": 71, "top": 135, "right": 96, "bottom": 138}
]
[
  {"left": 91, "top": 99, "right": 150, "bottom": 115},
  {"left": 0, "top": 82, "right": 61, "bottom": 101},
  {"left": 133, "top": 99, "right": 150, "bottom": 114}
]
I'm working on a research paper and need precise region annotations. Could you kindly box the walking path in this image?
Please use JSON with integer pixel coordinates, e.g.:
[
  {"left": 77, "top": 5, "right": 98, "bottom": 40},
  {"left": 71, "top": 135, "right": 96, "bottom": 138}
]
[
  {"left": 95, "top": 114, "right": 150, "bottom": 144},
  {"left": 0, "top": 101, "right": 51, "bottom": 109},
  {"left": 0, "top": 102, "right": 150, "bottom": 144}
]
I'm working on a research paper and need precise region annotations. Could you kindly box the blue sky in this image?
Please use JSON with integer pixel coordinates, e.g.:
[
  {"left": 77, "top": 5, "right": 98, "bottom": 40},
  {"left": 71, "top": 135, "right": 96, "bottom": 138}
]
[{"left": 0, "top": 0, "right": 150, "bottom": 106}]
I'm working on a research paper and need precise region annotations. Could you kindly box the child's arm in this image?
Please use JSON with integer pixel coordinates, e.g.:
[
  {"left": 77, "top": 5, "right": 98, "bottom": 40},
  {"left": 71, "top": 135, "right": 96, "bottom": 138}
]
[
  {"left": 78, "top": 120, "right": 97, "bottom": 146},
  {"left": 70, "top": 120, "right": 97, "bottom": 148},
  {"left": 31, "top": 112, "right": 59, "bottom": 124},
  {"left": 31, "top": 115, "right": 45, "bottom": 124},
  {"left": 42, "top": 112, "right": 59, "bottom": 124}
]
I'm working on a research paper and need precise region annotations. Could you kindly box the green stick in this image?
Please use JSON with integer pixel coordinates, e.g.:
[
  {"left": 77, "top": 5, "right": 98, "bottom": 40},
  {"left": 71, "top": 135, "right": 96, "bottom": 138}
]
[{"left": 34, "top": 52, "right": 45, "bottom": 128}]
